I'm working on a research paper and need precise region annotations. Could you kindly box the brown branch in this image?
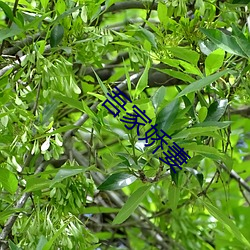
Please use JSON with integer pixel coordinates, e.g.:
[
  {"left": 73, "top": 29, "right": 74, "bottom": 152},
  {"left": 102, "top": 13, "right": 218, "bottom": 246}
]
[
  {"left": 2, "top": 32, "right": 46, "bottom": 56},
  {"left": 230, "top": 106, "right": 250, "bottom": 118}
]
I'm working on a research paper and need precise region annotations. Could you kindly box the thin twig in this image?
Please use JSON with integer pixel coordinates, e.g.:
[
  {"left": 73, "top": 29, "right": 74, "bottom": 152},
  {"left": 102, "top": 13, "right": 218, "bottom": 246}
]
[
  {"left": 239, "top": 184, "right": 250, "bottom": 206},
  {"left": 219, "top": 163, "right": 250, "bottom": 193},
  {"left": 32, "top": 80, "right": 42, "bottom": 115},
  {"left": 141, "top": 0, "right": 156, "bottom": 28}
]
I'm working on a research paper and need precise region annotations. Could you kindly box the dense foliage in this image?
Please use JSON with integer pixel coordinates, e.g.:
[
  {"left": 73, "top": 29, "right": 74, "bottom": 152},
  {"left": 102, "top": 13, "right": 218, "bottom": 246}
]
[{"left": 0, "top": 0, "right": 250, "bottom": 249}]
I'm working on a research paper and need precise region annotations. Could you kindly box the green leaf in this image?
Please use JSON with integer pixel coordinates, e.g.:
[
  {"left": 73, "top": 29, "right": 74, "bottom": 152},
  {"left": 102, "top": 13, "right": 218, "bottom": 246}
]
[
  {"left": 40, "top": 0, "right": 49, "bottom": 9},
  {"left": 81, "top": 100, "right": 97, "bottom": 120},
  {"left": 231, "top": 24, "right": 246, "bottom": 40},
  {"left": 172, "top": 126, "right": 220, "bottom": 139},
  {"left": 98, "top": 172, "right": 137, "bottom": 191},
  {"left": 138, "top": 27, "right": 157, "bottom": 49},
  {"left": 193, "top": 121, "right": 231, "bottom": 129},
  {"left": 168, "top": 47, "right": 200, "bottom": 65},
  {"left": 168, "top": 182, "right": 180, "bottom": 210},
  {"left": 170, "top": 169, "right": 179, "bottom": 185},
  {"left": 186, "top": 167, "right": 204, "bottom": 187},
  {"left": 151, "top": 86, "right": 166, "bottom": 112},
  {"left": 36, "top": 235, "right": 48, "bottom": 250},
  {"left": 42, "top": 223, "right": 69, "bottom": 250},
  {"left": 179, "top": 61, "right": 203, "bottom": 76},
  {"left": 0, "top": 209, "right": 23, "bottom": 223},
  {"left": 112, "top": 185, "right": 151, "bottom": 224},
  {"left": 123, "top": 60, "right": 132, "bottom": 94},
  {"left": 176, "top": 69, "right": 231, "bottom": 98},
  {"left": 198, "top": 106, "right": 208, "bottom": 122},
  {"left": 200, "top": 28, "right": 247, "bottom": 58},
  {"left": 50, "top": 24, "right": 64, "bottom": 47},
  {"left": 205, "top": 99, "right": 228, "bottom": 122},
  {"left": 176, "top": 87, "right": 196, "bottom": 119},
  {"left": 24, "top": 12, "right": 52, "bottom": 31},
  {"left": 205, "top": 49, "right": 225, "bottom": 75},
  {"left": 134, "top": 59, "right": 151, "bottom": 98},
  {"left": 53, "top": 92, "right": 85, "bottom": 112},
  {"left": 41, "top": 100, "right": 60, "bottom": 125},
  {"left": 187, "top": 144, "right": 226, "bottom": 162},
  {"left": 203, "top": 201, "right": 250, "bottom": 248},
  {"left": 24, "top": 177, "right": 51, "bottom": 192},
  {"left": 0, "top": 1, "right": 14, "bottom": 21},
  {"left": 51, "top": 166, "right": 86, "bottom": 186},
  {"left": 0, "top": 168, "right": 18, "bottom": 194},
  {"left": 94, "top": 71, "right": 109, "bottom": 98},
  {"left": 230, "top": 24, "right": 250, "bottom": 58},
  {"left": 234, "top": 36, "right": 250, "bottom": 58},
  {"left": 157, "top": 1, "right": 168, "bottom": 24},
  {"left": 80, "top": 206, "right": 120, "bottom": 214},
  {"left": 199, "top": 39, "right": 218, "bottom": 55},
  {"left": 156, "top": 68, "right": 195, "bottom": 83},
  {"left": 53, "top": 5, "right": 83, "bottom": 24},
  {"left": 0, "top": 26, "right": 23, "bottom": 42},
  {"left": 155, "top": 99, "right": 179, "bottom": 134},
  {"left": 8, "top": 241, "right": 21, "bottom": 250}
]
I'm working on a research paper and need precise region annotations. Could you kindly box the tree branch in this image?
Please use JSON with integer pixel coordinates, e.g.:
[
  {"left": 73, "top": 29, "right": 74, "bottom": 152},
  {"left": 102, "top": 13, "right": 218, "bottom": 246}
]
[
  {"left": 2, "top": 32, "right": 46, "bottom": 56},
  {"left": 0, "top": 45, "right": 50, "bottom": 78},
  {"left": 219, "top": 163, "right": 250, "bottom": 193}
]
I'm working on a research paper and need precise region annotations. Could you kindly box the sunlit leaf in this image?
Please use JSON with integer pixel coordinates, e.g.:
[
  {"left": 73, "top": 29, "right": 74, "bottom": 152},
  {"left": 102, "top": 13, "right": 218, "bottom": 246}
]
[
  {"left": 80, "top": 206, "right": 120, "bottom": 214},
  {"left": 151, "top": 86, "right": 166, "bottom": 112},
  {"left": 53, "top": 92, "right": 84, "bottom": 112},
  {"left": 156, "top": 67, "right": 195, "bottom": 83},
  {"left": 205, "top": 49, "right": 225, "bottom": 75},
  {"left": 157, "top": 1, "right": 168, "bottom": 24},
  {"left": 168, "top": 47, "right": 200, "bottom": 65},
  {"left": 0, "top": 168, "right": 18, "bottom": 194},
  {"left": 172, "top": 126, "right": 220, "bottom": 139},
  {"left": 24, "top": 177, "right": 52, "bottom": 192},
  {"left": 51, "top": 166, "right": 86, "bottom": 186},
  {"left": 42, "top": 223, "right": 69, "bottom": 250},
  {"left": 200, "top": 28, "right": 247, "bottom": 58},
  {"left": 0, "top": 1, "right": 14, "bottom": 21},
  {"left": 112, "top": 185, "right": 151, "bottom": 224},
  {"left": 176, "top": 70, "right": 231, "bottom": 97},
  {"left": 193, "top": 121, "right": 231, "bottom": 129},
  {"left": 168, "top": 182, "right": 180, "bottom": 210},
  {"left": 134, "top": 59, "right": 151, "bottom": 98}
]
